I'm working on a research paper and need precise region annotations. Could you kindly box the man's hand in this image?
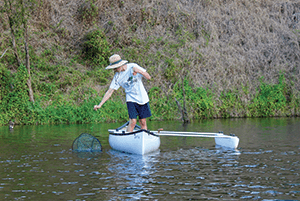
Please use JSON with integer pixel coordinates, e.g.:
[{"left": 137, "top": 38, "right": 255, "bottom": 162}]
[{"left": 94, "top": 105, "right": 101, "bottom": 111}]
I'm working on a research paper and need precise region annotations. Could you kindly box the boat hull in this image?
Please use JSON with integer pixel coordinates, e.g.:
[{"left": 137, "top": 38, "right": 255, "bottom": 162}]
[{"left": 109, "top": 130, "right": 160, "bottom": 155}]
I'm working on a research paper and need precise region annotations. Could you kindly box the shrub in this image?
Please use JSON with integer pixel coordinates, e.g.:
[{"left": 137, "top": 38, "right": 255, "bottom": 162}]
[
  {"left": 248, "top": 75, "right": 287, "bottom": 117},
  {"left": 2, "top": 64, "right": 29, "bottom": 124},
  {"left": 82, "top": 29, "right": 111, "bottom": 67}
]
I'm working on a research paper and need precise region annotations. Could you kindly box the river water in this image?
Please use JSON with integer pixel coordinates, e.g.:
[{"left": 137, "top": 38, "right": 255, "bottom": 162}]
[{"left": 0, "top": 118, "right": 299, "bottom": 200}]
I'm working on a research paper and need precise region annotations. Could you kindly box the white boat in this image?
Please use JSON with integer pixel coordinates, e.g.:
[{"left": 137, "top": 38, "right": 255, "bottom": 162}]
[
  {"left": 108, "top": 122, "right": 239, "bottom": 155},
  {"left": 108, "top": 122, "right": 160, "bottom": 155}
]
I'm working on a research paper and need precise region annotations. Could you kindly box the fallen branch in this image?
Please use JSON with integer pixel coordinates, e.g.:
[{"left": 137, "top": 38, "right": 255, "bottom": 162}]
[{"left": 0, "top": 48, "right": 11, "bottom": 59}]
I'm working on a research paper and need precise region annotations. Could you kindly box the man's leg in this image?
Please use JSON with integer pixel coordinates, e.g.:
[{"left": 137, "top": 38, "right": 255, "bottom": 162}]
[
  {"left": 139, "top": 118, "right": 147, "bottom": 130},
  {"left": 137, "top": 102, "right": 151, "bottom": 130},
  {"left": 127, "top": 118, "right": 137, "bottom": 132},
  {"left": 126, "top": 102, "right": 138, "bottom": 132}
]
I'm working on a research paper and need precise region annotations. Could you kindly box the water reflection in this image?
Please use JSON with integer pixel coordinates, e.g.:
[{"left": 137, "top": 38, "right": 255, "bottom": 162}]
[
  {"left": 73, "top": 151, "right": 103, "bottom": 159},
  {"left": 104, "top": 147, "right": 243, "bottom": 200},
  {"left": 106, "top": 150, "right": 160, "bottom": 200}
]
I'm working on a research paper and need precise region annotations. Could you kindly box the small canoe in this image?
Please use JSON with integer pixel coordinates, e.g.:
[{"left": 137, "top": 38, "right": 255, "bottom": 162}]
[{"left": 108, "top": 122, "right": 160, "bottom": 155}]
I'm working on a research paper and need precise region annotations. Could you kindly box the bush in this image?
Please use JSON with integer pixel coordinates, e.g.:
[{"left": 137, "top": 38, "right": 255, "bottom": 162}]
[
  {"left": 148, "top": 87, "right": 178, "bottom": 120},
  {"left": 82, "top": 29, "right": 111, "bottom": 67},
  {"left": 0, "top": 64, "right": 29, "bottom": 124},
  {"left": 0, "top": 64, "right": 12, "bottom": 124},
  {"left": 173, "top": 78, "right": 216, "bottom": 119},
  {"left": 248, "top": 75, "right": 287, "bottom": 117}
]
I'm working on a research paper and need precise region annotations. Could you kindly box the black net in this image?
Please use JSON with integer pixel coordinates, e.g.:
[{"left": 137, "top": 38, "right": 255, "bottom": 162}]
[{"left": 72, "top": 133, "right": 102, "bottom": 152}]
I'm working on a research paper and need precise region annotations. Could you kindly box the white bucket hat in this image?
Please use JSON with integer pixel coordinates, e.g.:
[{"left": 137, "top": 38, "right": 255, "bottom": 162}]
[{"left": 105, "top": 54, "right": 128, "bottom": 69}]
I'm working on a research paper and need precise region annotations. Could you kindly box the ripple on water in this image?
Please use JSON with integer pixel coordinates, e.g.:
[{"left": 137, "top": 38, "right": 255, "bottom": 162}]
[{"left": 1, "top": 120, "right": 300, "bottom": 201}]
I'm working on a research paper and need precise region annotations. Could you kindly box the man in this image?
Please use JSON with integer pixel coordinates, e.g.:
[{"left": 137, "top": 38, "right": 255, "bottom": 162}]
[{"left": 93, "top": 54, "right": 152, "bottom": 132}]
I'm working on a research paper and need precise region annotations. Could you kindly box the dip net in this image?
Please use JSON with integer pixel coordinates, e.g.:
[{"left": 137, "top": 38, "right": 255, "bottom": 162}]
[{"left": 72, "top": 133, "right": 102, "bottom": 152}]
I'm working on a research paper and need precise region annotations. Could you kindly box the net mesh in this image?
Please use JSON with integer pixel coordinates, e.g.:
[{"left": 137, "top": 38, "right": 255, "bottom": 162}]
[{"left": 72, "top": 133, "right": 102, "bottom": 152}]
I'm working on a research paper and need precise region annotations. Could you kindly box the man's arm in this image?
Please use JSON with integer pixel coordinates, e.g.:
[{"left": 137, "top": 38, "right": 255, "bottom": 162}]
[
  {"left": 133, "top": 66, "right": 151, "bottom": 80},
  {"left": 94, "top": 88, "right": 115, "bottom": 111}
]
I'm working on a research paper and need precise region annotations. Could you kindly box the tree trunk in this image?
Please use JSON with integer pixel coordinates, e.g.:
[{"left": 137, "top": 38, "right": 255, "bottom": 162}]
[
  {"left": 181, "top": 77, "right": 189, "bottom": 123},
  {"left": 24, "top": 20, "right": 34, "bottom": 102},
  {"left": 5, "top": 0, "right": 35, "bottom": 102},
  {"left": 7, "top": 12, "right": 21, "bottom": 67}
]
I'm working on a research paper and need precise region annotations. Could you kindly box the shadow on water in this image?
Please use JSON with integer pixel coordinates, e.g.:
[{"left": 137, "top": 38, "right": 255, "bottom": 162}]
[{"left": 0, "top": 118, "right": 299, "bottom": 200}]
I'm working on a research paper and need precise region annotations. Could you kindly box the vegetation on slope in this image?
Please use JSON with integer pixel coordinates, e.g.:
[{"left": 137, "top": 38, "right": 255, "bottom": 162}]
[{"left": 0, "top": 0, "right": 300, "bottom": 126}]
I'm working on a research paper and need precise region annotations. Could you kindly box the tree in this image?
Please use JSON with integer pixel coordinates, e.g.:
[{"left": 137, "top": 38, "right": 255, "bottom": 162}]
[
  {"left": 1, "top": 0, "right": 38, "bottom": 102},
  {"left": 21, "top": 0, "right": 34, "bottom": 102}
]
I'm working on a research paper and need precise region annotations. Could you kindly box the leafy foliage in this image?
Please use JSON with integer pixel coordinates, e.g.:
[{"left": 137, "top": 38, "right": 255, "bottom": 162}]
[
  {"left": 0, "top": 64, "right": 12, "bottom": 123},
  {"left": 0, "top": 64, "right": 29, "bottom": 124},
  {"left": 248, "top": 75, "right": 287, "bottom": 117},
  {"left": 148, "top": 87, "right": 177, "bottom": 120},
  {"left": 173, "top": 78, "right": 215, "bottom": 119},
  {"left": 219, "top": 89, "right": 245, "bottom": 118},
  {"left": 0, "top": 69, "right": 299, "bottom": 126},
  {"left": 82, "top": 29, "right": 111, "bottom": 67}
]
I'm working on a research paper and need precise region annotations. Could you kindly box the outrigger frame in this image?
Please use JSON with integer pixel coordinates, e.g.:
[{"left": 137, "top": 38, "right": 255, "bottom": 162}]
[{"left": 152, "top": 130, "right": 239, "bottom": 149}]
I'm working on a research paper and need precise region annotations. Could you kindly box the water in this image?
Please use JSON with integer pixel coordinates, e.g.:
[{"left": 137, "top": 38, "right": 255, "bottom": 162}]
[{"left": 0, "top": 118, "right": 299, "bottom": 200}]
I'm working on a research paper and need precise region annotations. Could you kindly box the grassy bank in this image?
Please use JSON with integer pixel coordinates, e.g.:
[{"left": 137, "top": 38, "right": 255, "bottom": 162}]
[
  {"left": 1, "top": 63, "right": 299, "bottom": 126},
  {"left": 0, "top": 0, "right": 300, "bottom": 126}
]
